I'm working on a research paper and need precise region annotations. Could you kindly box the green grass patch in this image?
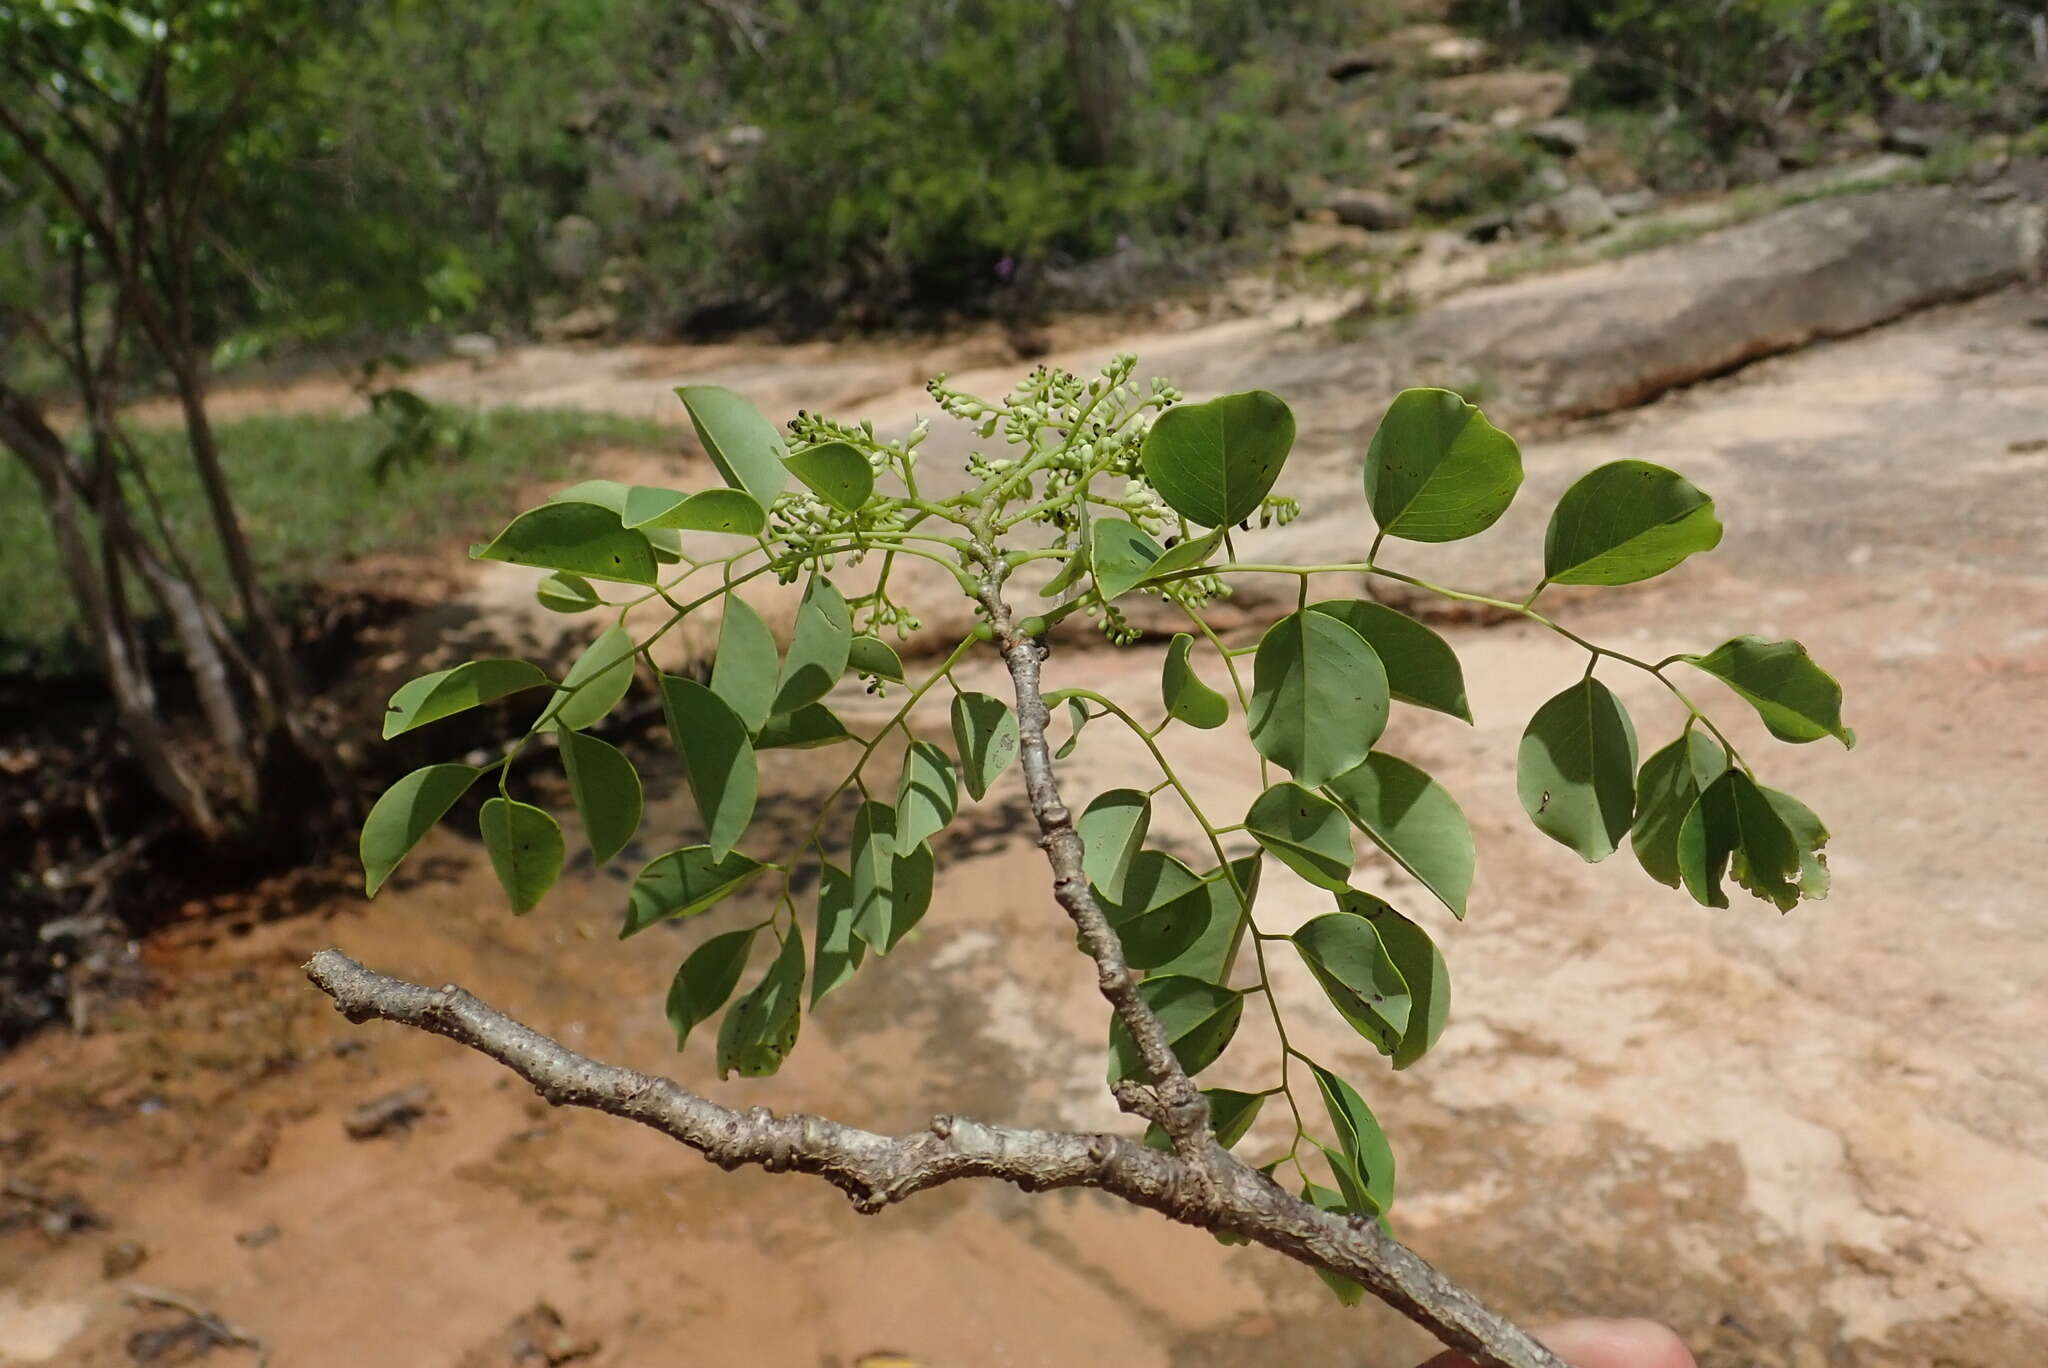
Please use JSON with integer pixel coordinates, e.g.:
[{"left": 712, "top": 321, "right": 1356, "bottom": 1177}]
[{"left": 0, "top": 406, "right": 673, "bottom": 677}]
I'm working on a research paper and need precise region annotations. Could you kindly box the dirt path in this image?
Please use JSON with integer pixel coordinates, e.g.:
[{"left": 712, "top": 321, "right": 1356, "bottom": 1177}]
[{"left": 5, "top": 278, "right": 2047, "bottom": 1366}]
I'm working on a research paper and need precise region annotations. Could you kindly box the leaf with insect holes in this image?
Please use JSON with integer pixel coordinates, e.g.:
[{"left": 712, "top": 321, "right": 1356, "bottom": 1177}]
[{"left": 716, "top": 926, "right": 804, "bottom": 1079}]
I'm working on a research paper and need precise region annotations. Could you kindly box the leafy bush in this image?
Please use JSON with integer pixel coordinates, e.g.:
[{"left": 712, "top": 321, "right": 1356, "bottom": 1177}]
[{"left": 330, "top": 358, "right": 1849, "bottom": 1363}]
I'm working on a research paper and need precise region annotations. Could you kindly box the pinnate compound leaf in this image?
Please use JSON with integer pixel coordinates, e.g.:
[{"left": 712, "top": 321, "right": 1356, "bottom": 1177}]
[
  {"left": 535, "top": 571, "right": 602, "bottom": 614},
  {"left": 550, "top": 625, "right": 636, "bottom": 731},
  {"left": 479, "top": 798, "right": 565, "bottom": 914},
  {"left": 1309, "top": 1063, "right": 1397, "bottom": 1215},
  {"left": 1293, "top": 904, "right": 1411, "bottom": 1055},
  {"left": 1323, "top": 752, "right": 1475, "bottom": 919},
  {"left": 473, "top": 502, "right": 657, "bottom": 585},
  {"left": 1685, "top": 636, "right": 1855, "bottom": 747},
  {"left": 710, "top": 595, "right": 779, "bottom": 731},
  {"left": 1248, "top": 610, "right": 1388, "bottom": 788},
  {"left": 850, "top": 802, "right": 934, "bottom": 953},
  {"left": 894, "top": 740, "right": 959, "bottom": 855},
  {"left": 622, "top": 846, "right": 765, "bottom": 937},
  {"left": 1544, "top": 460, "right": 1722, "bottom": 585},
  {"left": 772, "top": 578, "right": 852, "bottom": 715},
  {"left": 1629, "top": 731, "right": 1728, "bottom": 888},
  {"left": 1106, "top": 975, "right": 1243, "bottom": 1083},
  {"left": 660, "top": 676, "right": 758, "bottom": 860},
  {"left": 754, "top": 704, "right": 852, "bottom": 750},
  {"left": 1140, "top": 389, "right": 1296, "bottom": 529},
  {"left": 1144, "top": 1088, "right": 1264, "bottom": 1152},
  {"left": 1676, "top": 768, "right": 1802, "bottom": 910},
  {"left": 1518, "top": 677, "right": 1639, "bottom": 862},
  {"left": 1078, "top": 788, "right": 1152, "bottom": 902},
  {"left": 1306, "top": 599, "right": 1471, "bottom": 723},
  {"left": 1363, "top": 388, "right": 1522, "bottom": 543},
  {"left": 676, "top": 384, "right": 789, "bottom": 506},
  {"left": 950, "top": 692, "right": 1019, "bottom": 800},
  {"left": 557, "top": 728, "right": 643, "bottom": 865},
  {"left": 667, "top": 927, "right": 757, "bottom": 1052},
  {"left": 1246, "top": 783, "right": 1354, "bottom": 891},
  {"left": 1091, "top": 518, "right": 1166, "bottom": 602},
  {"left": 784, "top": 440, "right": 874, "bottom": 512},
  {"left": 810, "top": 861, "right": 864, "bottom": 1007},
  {"left": 361, "top": 763, "right": 482, "bottom": 896},
  {"left": 383, "top": 659, "right": 549, "bottom": 739},
  {"left": 847, "top": 634, "right": 905, "bottom": 682},
  {"left": 716, "top": 926, "right": 804, "bottom": 1079},
  {"left": 1161, "top": 633, "right": 1229, "bottom": 729}
]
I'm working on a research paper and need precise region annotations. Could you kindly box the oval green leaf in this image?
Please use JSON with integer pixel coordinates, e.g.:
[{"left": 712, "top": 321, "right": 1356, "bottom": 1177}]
[
  {"left": 550, "top": 625, "right": 636, "bottom": 732},
  {"left": 1517, "top": 677, "right": 1639, "bottom": 862},
  {"left": 1628, "top": 730, "right": 1727, "bottom": 889},
  {"left": 622, "top": 845, "right": 765, "bottom": 937},
  {"left": 479, "top": 797, "right": 564, "bottom": 915},
  {"left": 1544, "top": 460, "right": 1723, "bottom": 585},
  {"left": 1676, "top": 768, "right": 1801, "bottom": 910},
  {"left": 1144, "top": 1087, "right": 1264, "bottom": 1153},
  {"left": 1248, "top": 610, "right": 1389, "bottom": 788},
  {"left": 535, "top": 571, "right": 602, "bottom": 614},
  {"left": 1323, "top": 751, "right": 1476, "bottom": 919},
  {"left": 1161, "top": 633, "right": 1229, "bottom": 729},
  {"left": 716, "top": 926, "right": 804, "bottom": 1079},
  {"left": 810, "top": 861, "right": 864, "bottom": 1007},
  {"left": 383, "top": 658, "right": 549, "bottom": 740},
  {"left": 473, "top": 502, "right": 656, "bottom": 585},
  {"left": 1091, "top": 518, "right": 1165, "bottom": 602},
  {"left": 894, "top": 740, "right": 959, "bottom": 855},
  {"left": 676, "top": 384, "right": 790, "bottom": 506},
  {"left": 1759, "top": 785, "right": 1831, "bottom": 903},
  {"left": 754, "top": 703, "right": 852, "bottom": 750},
  {"left": 1309, "top": 1062, "right": 1397, "bottom": 1215},
  {"left": 1142, "top": 529, "right": 1227, "bottom": 585},
  {"left": 1141, "top": 390, "right": 1296, "bottom": 529},
  {"left": 1078, "top": 788, "right": 1152, "bottom": 903},
  {"left": 785, "top": 440, "right": 874, "bottom": 513},
  {"left": 361, "top": 763, "right": 481, "bottom": 897},
  {"left": 1367, "top": 903, "right": 1450, "bottom": 1070},
  {"left": 850, "top": 802, "right": 934, "bottom": 953},
  {"left": 1246, "top": 782, "right": 1355, "bottom": 891},
  {"left": 1152, "top": 855, "right": 1262, "bottom": 985},
  {"left": 847, "top": 634, "right": 905, "bottom": 682},
  {"left": 1106, "top": 975, "right": 1244, "bottom": 1083},
  {"left": 1363, "top": 388, "right": 1523, "bottom": 543},
  {"left": 558, "top": 727, "right": 643, "bottom": 866},
  {"left": 667, "top": 927, "right": 757, "bottom": 1052},
  {"left": 633, "top": 487, "right": 768, "bottom": 537},
  {"left": 1307, "top": 599, "right": 1472, "bottom": 723},
  {"left": 660, "top": 675, "right": 758, "bottom": 860},
  {"left": 950, "top": 692, "right": 1019, "bottom": 801},
  {"left": 711, "top": 595, "right": 780, "bottom": 731},
  {"left": 772, "top": 578, "right": 852, "bottom": 715},
  {"left": 1684, "top": 636, "right": 1855, "bottom": 747},
  {"left": 1293, "top": 907, "right": 1411, "bottom": 1055}
]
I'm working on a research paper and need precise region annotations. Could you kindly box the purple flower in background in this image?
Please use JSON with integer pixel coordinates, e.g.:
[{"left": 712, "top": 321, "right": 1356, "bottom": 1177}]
[{"left": 995, "top": 254, "right": 1016, "bottom": 282}]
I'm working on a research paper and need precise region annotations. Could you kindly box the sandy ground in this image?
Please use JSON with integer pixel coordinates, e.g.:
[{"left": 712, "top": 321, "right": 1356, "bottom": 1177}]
[{"left": 4, "top": 285, "right": 2047, "bottom": 1367}]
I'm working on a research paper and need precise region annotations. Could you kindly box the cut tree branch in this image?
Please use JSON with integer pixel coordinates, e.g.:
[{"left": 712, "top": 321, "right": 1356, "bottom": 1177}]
[{"left": 304, "top": 950, "right": 1565, "bottom": 1368}]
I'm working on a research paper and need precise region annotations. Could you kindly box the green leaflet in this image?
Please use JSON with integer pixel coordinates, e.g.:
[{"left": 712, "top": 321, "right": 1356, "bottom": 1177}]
[
  {"left": 1677, "top": 768, "right": 1803, "bottom": 910},
  {"left": 1300, "top": 1178, "right": 1368, "bottom": 1305},
  {"left": 666, "top": 927, "right": 757, "bottom": 1051},
  {"left": 1091, "top": 517, "right": 1166, "bottom": 602},
  {"left": 361, "top": 764, "right": 481, "bottom": 896},
  {"left": 1140, "top": 389, "right": 1295, "bottom": 528},
  {"left": 550, "top": 625, "right": 636, "bottom": 731},
  {"left": 1247, "top": 610, "right": 1388, "bottom": 788},
  {"left": 950, "top": 692, "right": 1019, "bottom": 801},
  {"left": 659, "top": 675, "right": 759, "bottom": 860},
  {"left": 1629, "top": 730, "right": 1728, "bottom": 888},
  {"left": 773, "top": 578, "right": 852, "bottom": 715},
  {"left": 710, "top": 595, "right": 779, "bottom": 731},
  {"left": 1147, "top": 855, "right": 1260, "bottom": 985},
  {"left": 1517, "top": 677, "right": 1639, "bottom": 862},
  {"left": 1143, "top": 1088, "right": 1264, "bottom": 1153},
  {"left": 1363, "top": 388, "right": 1522, "bottom": 543},
  {"left": 1323, "top": 752, "right": 1475, "bottom": 919},
  {"left": 1684, "top": 636, "right": 1855, "bottom": 747},
  {"left": 1106, "top": 975, "right": 1243, "bottom": 1083},
  {"left": 893, "top": 739, "right": 959, "bottom": 855},
  {"left": 1306, "top": 599, "right": 1472, "bottom": 723},
  {"left": 754, "top": 704, "right": 852, "bottom": 750},
  {"left": 557, "top": 727, "right": 643, "bottom": 865},
  {"left": 622, "top": 846, "right": 765, "bottom": 937},
  {"left": 1758, "top": 784, "right": 1831, "bottom": 902},
  {"left": 850, "top": 802, "right": 935, "bottom": 953},
  {"left": 784, "top": 440, "right": 874, "bottom": 512},
  {"left": 382, "top": 659, "right": 548, "bottom": 739},
  {"left": 1160, "top": 633, "right": 1229, "bottom": 729},
  {"left": 479, "top": 798, "right": 564, "bottom": 915},
  {"left": 1077, "top": 788, "right": 1152, "bottom": 903},
  {"left": 472, "top": 501, "right": 657, "bottom": 585},
  {"left": 716, "top": 926, "right": 805, "bottom": 1079},
  {"left": 676, "top": 384, "right": 790, "bottom": 506},
  {"left": 1293, "top": 902, "right": 1411, "bottom": 1055},
  {"left": 1369, "top": 904, "right": 1450, "bottom": 1069},
  {"left": 535, "top": 571, "right": 602, "bottom": 615},
  {"left": 1543, "top": 460, "right": 1723, "bottom": 585},
  {"left": 1245, "top": 782, "right": 1355, "bottom": 891},
  {"left": 1309, "top": 1062, "right": 1397, "bottom": 1216},
  {"left": 810, "top": 861, "right": 864, "bottom": 1007},
  {"left": 627, "top": 487, "right": 767, "bottom": 537},
  {"left": 847, "top": 634, "right": 905, "bottom": 683}
]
